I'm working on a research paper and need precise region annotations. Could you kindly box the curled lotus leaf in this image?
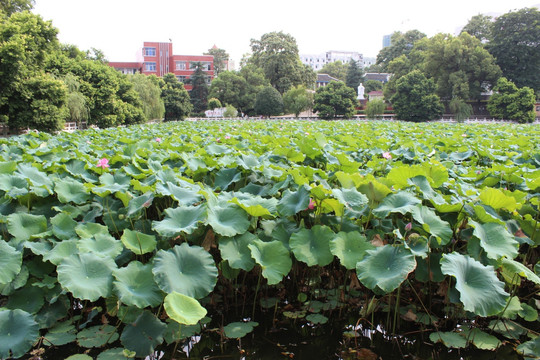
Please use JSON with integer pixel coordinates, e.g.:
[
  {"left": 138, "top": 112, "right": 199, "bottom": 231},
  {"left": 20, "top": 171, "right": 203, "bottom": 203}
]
[
  {"left": 113, "top": 261, "right": 163, "bottom": 308},
  {"left": 290, "top": 225, "right": 334, "bottom": 267},
  {"left": 164, "top": 292, "right": 207, "bottom": 325},
  {"left": 248, "top": 239, "right": 292, "bottom": 285},
  {"left": 152, "top": 205, "right": 207, "bottom": 237},
  {"left": 120, "top": 228, "right": 156, "bottom": 255},
  {"left": 330, "top": 231, "right": 374, "bottom": 270},
  {"left": 152, "top": 243, "right": 218, "bottom": 299},
  {"left": 0, "top": 240, "right": 22, "bottom": 285},
  {"left": 0, "top": 309, "right": 39, "bottom": 359}
]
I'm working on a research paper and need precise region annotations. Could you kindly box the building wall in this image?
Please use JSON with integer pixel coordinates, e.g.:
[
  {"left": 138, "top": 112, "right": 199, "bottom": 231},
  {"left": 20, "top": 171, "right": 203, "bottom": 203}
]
[{"left": 301, "top": 50, "right": 363, "bottom": 71}]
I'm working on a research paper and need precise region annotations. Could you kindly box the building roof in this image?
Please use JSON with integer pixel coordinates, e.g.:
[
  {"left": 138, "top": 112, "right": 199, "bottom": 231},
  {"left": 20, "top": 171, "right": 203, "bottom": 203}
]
[
  {"left": 108, "top": 61, "right": 142, "bottom": 68},
  {"left": 368, "top": 91, "right": 383, "bottom": 96},
  {"left": 364, "top": 73, "right": 392, "bottom": 82},
  {"left": 317, "top": 74, "right": 341, "bottom": 83}
]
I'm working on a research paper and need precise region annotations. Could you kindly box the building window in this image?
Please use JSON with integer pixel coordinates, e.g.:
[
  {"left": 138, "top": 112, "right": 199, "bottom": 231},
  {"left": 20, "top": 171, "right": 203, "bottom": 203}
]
[
  {"left": 143, "top": 47, "right": 156, "bottom": 56},
  {"left": 176, "top": 61, "right": 186, "bottom": 70},
  {"left": 145, "top": 62, "right": 156, "bottom": 71}
]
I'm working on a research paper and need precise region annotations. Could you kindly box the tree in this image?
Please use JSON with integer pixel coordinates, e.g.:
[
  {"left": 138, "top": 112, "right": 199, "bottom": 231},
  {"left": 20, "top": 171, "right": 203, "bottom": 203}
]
[
  {"left": 0, "top": 0, "right": 34, "bottom": 16},
  {"left": 189, "top": 62, "right": 209, "bottom": 114},
  {"left": 207, "top": 98, "right": 222, "bottom": 110},
  {"left": 376, "top": 30, "right": 426, "bottom": 71},
  {"left": 249, "top": 31, "right": 306, "bottom": 94},
  {"left": 488, "top": 7, "right": 540, "bottom": 93},
  {"left": 205, "top": 46, "right": 229, "bottom": 76},
  {"left": 313, "top": 81, "right": 357, "bottom": 120},
  {"left": 128, "top": 73, "right": 164, "bottom": 121},
  {"left": 391, "top": 70, "right": 444, "bottom": 122},
  {"left": 364, "top": 79, "right": 383, "bottom": 94},
  {"left": 223, "top": 104, "right": 238, "bottom": 117},
  {"left": 283, "top": 85, "right": 313, "bottom": 117},
  {"left": 160, "top": 73, "right": 192, "bottom": 121},
  {"left": 317, "top": 61, "right": 347, "bottom": 81},
  {"left": 449, "top": 98, "right": 473, "bottom": 122},
  {"left": 346, "top": 59, "right": 363, "bottom": 93},
  {"left": 254, "top": 86, "right": 283, "bottom": 117},
  {"left": 422, "top": 32, "right": 501, "bottom": 100},
  {"left": 365, "top": 99, "right": 385, "bottom": 119},
  {"left": 487, "top": 77, "right": 536, "bottom": 123},
  {"left": 64, "top": 73, "right": 89, "bottom": 127},
  {"left": 461, "top": 14, "right": 493, "bottom": 43}
]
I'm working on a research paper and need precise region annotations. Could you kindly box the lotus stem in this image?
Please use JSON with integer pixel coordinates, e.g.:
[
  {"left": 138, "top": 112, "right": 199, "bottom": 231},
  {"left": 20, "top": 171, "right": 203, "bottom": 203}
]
[
  {"left": 252, "top": 271, "right": 262, "bottom": 320},
  {"left": 392, "top": 284, "right": 401, "bottom": 334}
]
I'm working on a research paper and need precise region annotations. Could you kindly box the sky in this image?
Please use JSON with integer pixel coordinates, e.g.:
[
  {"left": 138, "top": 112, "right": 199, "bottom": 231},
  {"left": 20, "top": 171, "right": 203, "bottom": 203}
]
[{"left": 33, "top": 0, "right": 539, "bottom": 68}]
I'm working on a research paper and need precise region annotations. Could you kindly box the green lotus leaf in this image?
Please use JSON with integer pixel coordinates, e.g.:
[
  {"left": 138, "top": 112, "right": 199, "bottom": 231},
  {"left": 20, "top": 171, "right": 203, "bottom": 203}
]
[
  {"left": 75, "top": 222, "right": 109, "bottom": 238},
  {"left": 43, "top": 330, "right": 76, "bottom": 346},
  {"left": 219, "top": 232, "right": 257, "bottom": 271},
  {"left": 206, "top": 203, "right": 250, "bottom": 237},
  {"left": 77, "top": 233, "right": 124, "bottom": 259},
  {"left": 0, "top": 240, "right": 22, "bottom": 285},
  {"left": 461, "top": 327, "right": 501, "bottom": 350},
  {"left": 404, "top": 234, "right": 429, "bottom": 259},
  {"left": 248, "top": 239, "right": 292, "bottom": 285},
  {"left": 306, "top": 314, "right": 328, "bottom": 324},
  {"left": 518, "top": 303, "right": 538, "bottom": 322},
  {"left": 500, "top": 296, "right": 522, "bottom": 319},
  {"left": 57, "top": 253, "right": 117, "bottom": 301},
  {"left": 0, "top": 174, "right": 28, "bottom": 197},
  {"left": 7, "top": 213, "right": 48, "bottom": 241},
  {"left": 96, "top": 348, "right": 133, "bottom": 360},
  {"left": 54, "top": 178, "right": 91, "bottom": 204},
  {"left": 5, "top": 286, "right": 44, "bottom": 314},
  {"left": 164, "top": 292, "right": 207, "bottom": 325},
  {"left": 121, "top": 228, "right": 157, "bottom": 255},
  {"left": 223, "top": 321, "right": 258, "bottom": 338},
  {"left": 77, "top": 324, "right": 119, "bottom": 348},
  {"left": 329, "top": 231, "right": 374, "bottom": 270},
  {"left": 429, "top": 331, "right": 467, "bottom": 348},
  {"left": 408, "top": 175, "right": 446, "bottom": 205},
  {"left": 440, "top": 253, "right": 508, "bottom": 316},
  {"left": 410, "top": 205, "right": 452, "bottom": 245},
  {"left": 120, "top": 311, "right": 166, "bottom": 358},
  {"left": 230, "top": 195, "right": 278, "bottom": 218},
  {"left": 65, "top": 355, "right": 93, "bottom": 360},
  {"left": 290, "top": 226, "right": 334, "bottom": 267},
  {"left": 16, "top": 164, "right": 53, "bottom": 196},
  {"left": 43, "top": 239, "right": 78, "bottom": 265},
  {"left": 152, "top": 205, "right": 207, "bottom": 237},
  {"left": 152, "top": 243, "right": 218, "bottom": 299},
  {"left": 50, "top": 212, "right": 78, "bottom": 240},
  {"left": 331, "top": 187, "right": 369, "bottom": 212},
  {"left": 277, "top": 185, "right": 310, "bottom": 216},
  {"left": 372, "top": 191, "right": 421, "bottom": 218},
  {"left": 517, "top": 337, "right": 540, "bottom": 359},
  {"left": 125, "top": 192, "right": 154, "bottom": 217},
  {"left": 473, "top": 204, "right": 505, "bottom": 225},
  {"left": 0, "top": 309, "right": 39, "bottom": 359},
  {"left": 64, "top": 159, "right": 97, "bottom": 183},
  {"left": 356, "top": 178, "right": 392, "bottom": 205},
  {"left": 489, "top": 319, "right": 525, "bottom": 339},
  {"left": 469, "top": 220, "right": 518, "bottom": 260},
  {"left": 501, "top": 258, "right": 540, "bottom": 285},
  {"left": 214, "top": 167, "right": 242, "bottom": 190},
  {"left": 159, "top": 182, "right": 202, "bottom": 206},
  {"left": 479, "top": 187, "right": 519, "bottom": 212},
  {"left": 357, "top": 245, "right": 416, "bottom": 293},
  {"left": 93, "top": 172, "right": 131, "bottom": 196},
  {"left": 113, "top": 261, "right": 163, "bottom": 308}
]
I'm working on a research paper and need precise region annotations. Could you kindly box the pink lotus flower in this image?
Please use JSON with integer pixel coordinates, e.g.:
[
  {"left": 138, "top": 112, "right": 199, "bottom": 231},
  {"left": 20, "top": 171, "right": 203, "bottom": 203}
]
[
  {"left": 382, "top": 152, "right": 392, "bottom": 160},
  {"left": 308, "top": 198, "right": 316, "bottom": 210},
  {"left": 97, "top": 158, "right": 109, "bottom": 169},
  {"left": 225, "top": 135, "right": 231, "bottom": 140},
  {"left": 155, "top": 137, "right": 162, "bottom": 143},
  {"left": 216, "top": 138, "right": 221, "bottom": 142},
  {"left": 405, "top": 222, "right": 412, "bottom": 231}
]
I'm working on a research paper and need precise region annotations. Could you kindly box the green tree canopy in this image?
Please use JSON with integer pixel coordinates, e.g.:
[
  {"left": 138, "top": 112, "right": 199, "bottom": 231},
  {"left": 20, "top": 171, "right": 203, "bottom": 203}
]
[
  {"left": 204, "top": 46, "right": 229, "bottom": 77},
  {"left": 346, "top": 59, "right": 363, "bottom": 93},
  {"left": 487, "top": 77, "right": 536, "bottom": 123},
  {"left": 376, "top": 30, "right": 427, "bottom": 71},
  {"left": 488, "top": 7, "right": 540, "bottom": 93},
  {"left": 391, "top": 70, "right": 444, "bottom": 122},
  {"left": 207, "top": 98, "right": 222, "bottom": 110},
  {"left": 0, "top": 0, "right": 34, "bottom": 16},
  {"left": 249, "top": 31, "right": 308, "bottom": 94},
  {"left": 313, "top": 81, "right": 357, "bottom": 119},
  {"left": 317, "top": 60, "right": 347, "bottom": 81},
  {"left": 160, "top": 73, "right": 192, "bottom": 121},
  {"left": 254, "top": 86, "right": 283, "bottom": 117},
  {"left": 461, "top": 14, "right": 493, "bottom": 43},
  {"left": 128, "top": 73, "right": 164, "bottom": 121},
  {"left": 283, "top": 85, "right": 313, "bottom": 118},
  {"left": 365, "top": 98, "right": 386, "bottom": 119},
  {"left": 422, "top": 32, "right": 501, "bottom": 100},
  {"left": 189, "top": 62, "right": 209, "bottom": 114},
  {"left": 364, "top": 79, "right": 383, "bottom": 94}
]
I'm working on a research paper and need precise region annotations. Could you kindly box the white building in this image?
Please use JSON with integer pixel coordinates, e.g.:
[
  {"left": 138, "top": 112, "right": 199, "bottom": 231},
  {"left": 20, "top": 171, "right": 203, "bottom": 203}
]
[{"left": 301, "top": 50, "right": 363, "bottom": 71}]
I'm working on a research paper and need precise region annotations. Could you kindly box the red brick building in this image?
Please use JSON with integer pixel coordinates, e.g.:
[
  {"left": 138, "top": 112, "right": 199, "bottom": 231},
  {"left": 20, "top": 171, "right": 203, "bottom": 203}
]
[{"left": 108, "top": 41, "right": 215, "bottom": 91}]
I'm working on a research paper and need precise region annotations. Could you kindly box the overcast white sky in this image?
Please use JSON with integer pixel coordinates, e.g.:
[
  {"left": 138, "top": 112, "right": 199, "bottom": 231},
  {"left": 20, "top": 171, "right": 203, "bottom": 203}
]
[{"left": 33, "top": 0, "right": 539, "bottom": 67}]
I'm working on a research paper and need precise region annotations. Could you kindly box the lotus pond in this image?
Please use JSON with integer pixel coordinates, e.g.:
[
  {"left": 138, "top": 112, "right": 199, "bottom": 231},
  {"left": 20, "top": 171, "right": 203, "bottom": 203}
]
[{"left": 0, "top": 120, "right": 538, "bottom": 360}]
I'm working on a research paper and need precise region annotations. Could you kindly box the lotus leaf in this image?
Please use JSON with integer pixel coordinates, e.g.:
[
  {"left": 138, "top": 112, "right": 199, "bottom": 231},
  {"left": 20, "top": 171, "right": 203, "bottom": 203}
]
[
  {"left": 16, "top": 164, "right": 53, "bottom": 196},
  {"left": 54, "top": 178, "right": 91, "bottom": 204},
  {"left": 96, "top": 348, "right": 132, "bottom": 360},
  {"left": 223, "top": 321, "right": 258, "bottom": 338},
  {"left": 65, "top": 355, "right": 93, "bottom": 360},
  {"left": 230, "top": 195, "right": 278, "bottom": 218},
  {"left": 372, "top": 191, "right": 421, "bottom": 218},
  {"left": 517, "top": 336, "right": 540, "bottom": 358},
  {"left": 408, "top": 175, "right": 446, "bottom": 205},
  {"left": 219, "top": 232, "right": 257, "bottom": 271},
  {"left": 277, "top": 185, "right": 310, "bottom": 216},
  {"left": 410, "top": 205, "right": 452, "bottom": 245},
  {"left": 7, "top": 213, "right": 47, "bottom": 241},
  {"left": 248, "top": 239, "right": 292, "bottom": 285},
  {"left": 501, "top": 258, "right": 540, "bottom": 285},
  {"left": 0, "top": 309, "right": 39, "bottom": 359},
  {"left": 441, "top": 253, "right": 508, "bottom": 316},
  {"left": 126, "top": 192, "right": 154, "bottom": 217},
  {"left": 0, "top": 240, "right": 22, "bottom": 285},
  {"left": 0, "top": 174, "right": 28, "bottom": 197},
  {"left": 152, "top": 205, "right": 207, "bottom": 237},
  {"left": 113, "top": 261, "right": 163, "bottom": 308},
  {"left": 121, "top": 228, "right": 156, "bottom": 255},
  {"left": 356, "top": 245, "right": 416, "bottom": 293},
  {"left": 330, "top": 231, "right": 374, "bottom": 269},
  {"left": 290, "top": 226, "right": 334, "bottom": 267},
  {"left": 164, "top": 292, "right": 207, "bottom": 325},
  {"left": 214, "top": 167, "right": 242, "bottom": 190},
  {"left": 43, "top": 239, "right": 78, "bottom": 265},
  {"left": 77, "top": 324, "right": 119, "bottom": 348},
  {"left": 6, "top": 286, "right": 44, "bottom": 314},
  {"left": 158, "top": 182, "right": 202, "bottom": 206},
  {"left": 479, "top": 187, "right": 519, "bottom": 212},
  {"left": 469, "top": 220, "right": 518, "bottom": 260},
  {"left": 331, "top": 187, "right": 369, "bottom": 213},
  {"left": 77, "top": 233, "right": 124, "bottom": 259},
  {"left": 429, "top": 331, "right": 467, "bottom": 348},
  {"left": 152, "top": 243, "right": 218, "bottom": 298},
  {"left": 206, "top": 202, "right": 250, "bottom": 237},
  {"left": 306, "top": 313, "right": 328, "bottom": 324},
  {"left": 120, "top": 311, "right": 166, "bottom": 358},
  {"left": 75, "top": 222, "right": 109, "bottom": 238},
  {"left": 50, "top": 212, "right": 78, "bottom": 240},
  {"left": 57, "top": 253, "right": 116, "bottom": 301},
  {"left": 461, "top": 327, "right": 501, "bottom": 350}
]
